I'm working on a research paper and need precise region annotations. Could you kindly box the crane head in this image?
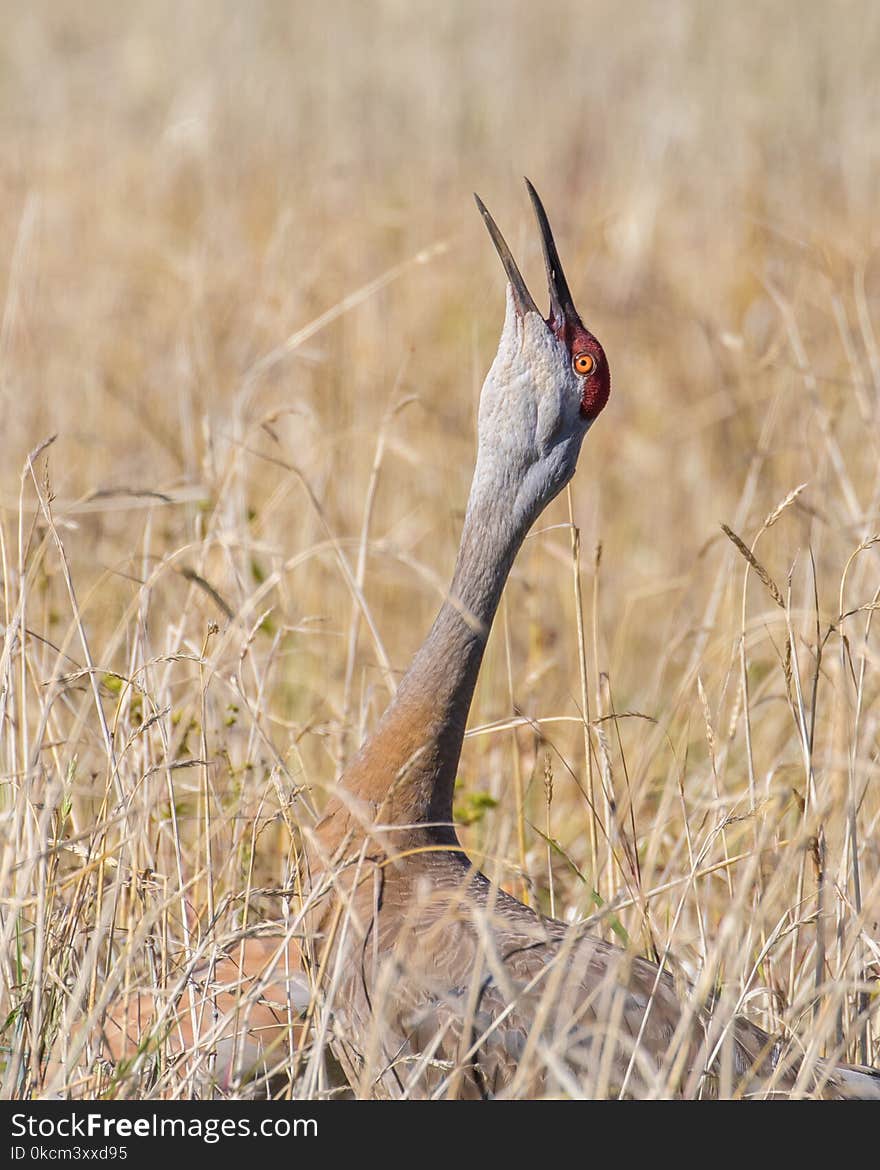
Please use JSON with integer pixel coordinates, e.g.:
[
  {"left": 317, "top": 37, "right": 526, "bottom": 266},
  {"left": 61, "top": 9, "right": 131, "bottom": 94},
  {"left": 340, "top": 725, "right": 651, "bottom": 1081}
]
[
  {"left": 470, "top": 182, "right": 609, "bottom": 524},
  {"left": 474, "top": 180, "right": 610, "bottom": 425}
]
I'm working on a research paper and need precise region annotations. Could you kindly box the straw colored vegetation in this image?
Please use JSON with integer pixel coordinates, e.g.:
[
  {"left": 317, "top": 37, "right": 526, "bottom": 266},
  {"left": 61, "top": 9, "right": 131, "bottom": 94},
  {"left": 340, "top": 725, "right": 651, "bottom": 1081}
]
[{"left": 0, "top": 1, "right": 878, "bottom": 1098}]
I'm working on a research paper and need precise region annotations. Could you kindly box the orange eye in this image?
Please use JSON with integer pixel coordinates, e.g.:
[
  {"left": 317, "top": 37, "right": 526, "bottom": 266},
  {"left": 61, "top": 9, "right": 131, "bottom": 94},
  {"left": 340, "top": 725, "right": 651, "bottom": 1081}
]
[{"left": 573, "top": 352, "right": 595, "bottom": 376}]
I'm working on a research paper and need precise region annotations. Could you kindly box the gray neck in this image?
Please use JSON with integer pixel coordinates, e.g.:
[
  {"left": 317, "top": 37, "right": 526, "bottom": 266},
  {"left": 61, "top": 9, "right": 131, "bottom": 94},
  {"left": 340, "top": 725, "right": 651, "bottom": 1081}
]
[
  {"left": 387, "top": 447, "right": 535, "bottom": 839},
  {"left": 332, "top": 298, "right": 590, "bottom": 854}
]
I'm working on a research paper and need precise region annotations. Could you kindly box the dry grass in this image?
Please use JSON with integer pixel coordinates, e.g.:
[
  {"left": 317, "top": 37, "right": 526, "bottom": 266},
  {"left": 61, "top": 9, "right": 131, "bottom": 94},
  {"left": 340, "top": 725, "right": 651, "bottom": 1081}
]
[{"left": 1, "top": 0, "right": 879, "bottom": 1098}]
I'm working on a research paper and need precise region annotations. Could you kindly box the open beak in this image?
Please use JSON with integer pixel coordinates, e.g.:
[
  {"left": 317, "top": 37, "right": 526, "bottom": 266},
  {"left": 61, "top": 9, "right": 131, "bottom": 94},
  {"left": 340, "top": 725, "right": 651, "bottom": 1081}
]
[{"left": 474, "top": 179, "right": 579, "bottom": 331}]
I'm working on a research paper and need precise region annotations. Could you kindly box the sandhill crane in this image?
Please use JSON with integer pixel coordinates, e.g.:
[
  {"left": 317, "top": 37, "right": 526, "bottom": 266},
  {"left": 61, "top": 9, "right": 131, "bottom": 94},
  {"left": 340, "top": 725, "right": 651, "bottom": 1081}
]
[
  {"left": 300, "top": 181, "right": 880, "bottom": 1100},
  {"left": 99, "top": 183, "right": 878, "bottom": 1101}
]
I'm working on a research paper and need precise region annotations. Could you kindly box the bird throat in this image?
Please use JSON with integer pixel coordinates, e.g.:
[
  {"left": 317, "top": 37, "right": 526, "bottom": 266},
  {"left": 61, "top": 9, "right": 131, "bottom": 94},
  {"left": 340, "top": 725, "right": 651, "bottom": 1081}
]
[{"left": 333, "top": 454, "right": 531, "bottom": 847}]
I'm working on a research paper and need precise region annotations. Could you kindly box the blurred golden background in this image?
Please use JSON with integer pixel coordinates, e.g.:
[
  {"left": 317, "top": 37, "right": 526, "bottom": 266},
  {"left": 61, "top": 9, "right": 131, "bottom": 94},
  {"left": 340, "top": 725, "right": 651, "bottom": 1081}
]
[{"left": 1, "top": 1, "right": 878, "bottom": 1096}]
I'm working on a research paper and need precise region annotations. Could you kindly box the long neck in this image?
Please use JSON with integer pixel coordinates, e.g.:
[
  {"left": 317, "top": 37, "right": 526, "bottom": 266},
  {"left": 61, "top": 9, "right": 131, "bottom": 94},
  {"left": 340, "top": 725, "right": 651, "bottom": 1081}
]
[{"left": 339, "top": 443, "right": 534, "bottom": 842}]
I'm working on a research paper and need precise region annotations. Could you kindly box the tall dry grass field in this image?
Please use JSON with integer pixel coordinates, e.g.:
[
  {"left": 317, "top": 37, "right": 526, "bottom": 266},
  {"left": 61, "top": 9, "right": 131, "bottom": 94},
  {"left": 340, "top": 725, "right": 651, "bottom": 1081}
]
[{"left": 1, "top": 1, "right": 878, "bottom": 1098}]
